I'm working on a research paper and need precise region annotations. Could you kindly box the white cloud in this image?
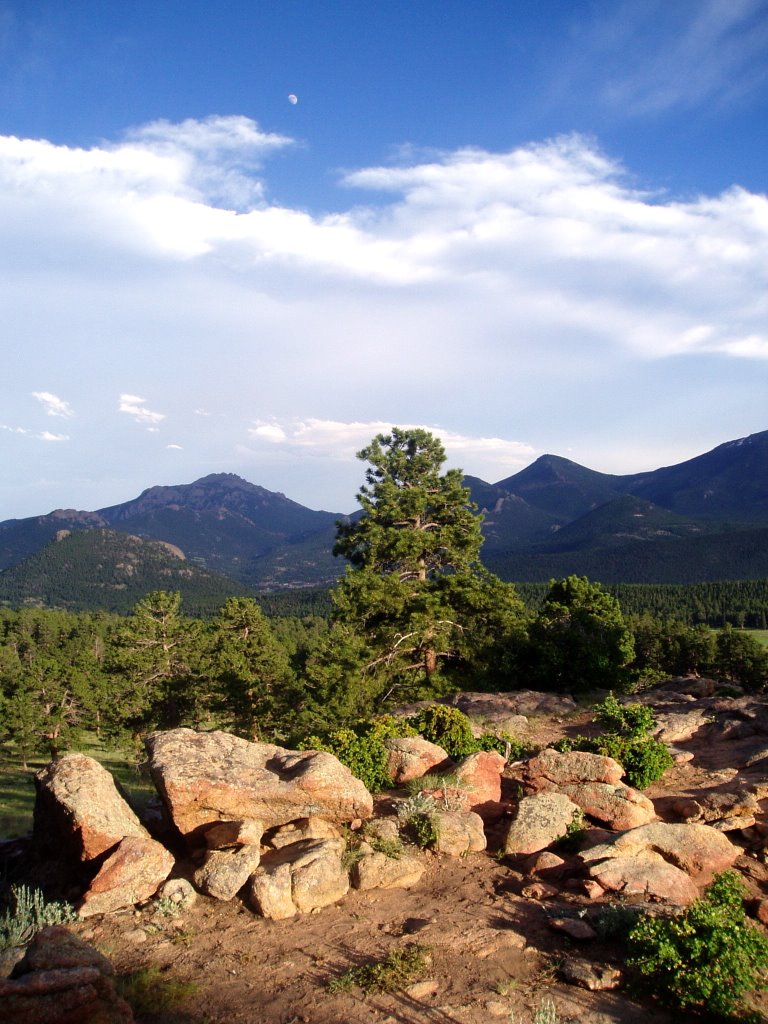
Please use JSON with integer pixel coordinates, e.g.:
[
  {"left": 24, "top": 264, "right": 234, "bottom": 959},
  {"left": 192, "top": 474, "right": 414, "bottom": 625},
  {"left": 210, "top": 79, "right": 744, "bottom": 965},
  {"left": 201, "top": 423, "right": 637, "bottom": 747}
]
[
  {"left": 119, "top": 394, "right": 165, "bottom": 425},
  {"left": 166, "top": 443, "right": 183, "bottom": 450},
  {"left": 39, "top": 431, "right": 68, "bottom": 442},
  {"left": 247, "top": 418, "right": 536, "bottom": 478},
  {"left": 32, "top": 391, "right": 73, "bottom": 418}
]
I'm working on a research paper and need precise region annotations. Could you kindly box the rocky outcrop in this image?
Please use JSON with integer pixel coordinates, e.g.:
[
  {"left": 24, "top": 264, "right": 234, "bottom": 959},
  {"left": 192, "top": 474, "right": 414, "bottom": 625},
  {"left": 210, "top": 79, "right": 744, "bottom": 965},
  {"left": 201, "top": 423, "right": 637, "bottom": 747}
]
[
  {"left": 34, "top": 754, "right": 149, "bottom": 862},
  {"left": 0, "top": 926, "right": 133, "bottom": 1023},
  {"left": 433, "top": 810, "right": 487, "bottom": 857},
  {"left": 145, "top": 729, "right": 373, "bottom": 842},
  {"left": 580, "top": 821, "right": 739, "bottom": 904},
  {"left": 527, "top": 749, "right": 624, "bottom": 789}
]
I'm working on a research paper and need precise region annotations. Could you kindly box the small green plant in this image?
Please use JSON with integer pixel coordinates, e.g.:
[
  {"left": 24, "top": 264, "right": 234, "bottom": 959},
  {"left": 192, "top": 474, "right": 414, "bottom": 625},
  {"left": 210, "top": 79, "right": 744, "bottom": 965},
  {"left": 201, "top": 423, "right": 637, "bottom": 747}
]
[
  {"left": 591, "top": 902, "right": 644, "bottom": 941},
  {"left": 532, "top": 997, "right": 559, "bottom": 1024},
  {"left": 328, "top": 942, "right": 431, "bottom": 993},
  {"left": 626, "top": 870, "right": 768, "bottom": 1017},
  {"left": 397, "top": 793, "right": 440, "bottom": 848},
  {"left": 553, "top": 807, "right": 586, "bottom": 852},
  {"left": 367, "top": 835, "right": 404, "bottom": 859},
  {"left": 0, "top": 884, "right": 76, "bottom": 950},
  {"left": 407, "top": 770, "right": 468, "bottom": 811},
  {"left": 592, "top": 692, "right": 654, "bottom": 739},
  {"left": 117, "top": 966, "right": 199, "bottom": 1016}
]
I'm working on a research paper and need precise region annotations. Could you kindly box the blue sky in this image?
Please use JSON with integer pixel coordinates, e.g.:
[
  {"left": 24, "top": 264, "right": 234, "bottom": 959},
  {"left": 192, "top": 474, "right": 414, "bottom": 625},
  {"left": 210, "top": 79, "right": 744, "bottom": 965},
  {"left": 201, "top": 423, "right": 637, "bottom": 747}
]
[{"left": 1, "top": 0, "right": 767, "bottom": 518}]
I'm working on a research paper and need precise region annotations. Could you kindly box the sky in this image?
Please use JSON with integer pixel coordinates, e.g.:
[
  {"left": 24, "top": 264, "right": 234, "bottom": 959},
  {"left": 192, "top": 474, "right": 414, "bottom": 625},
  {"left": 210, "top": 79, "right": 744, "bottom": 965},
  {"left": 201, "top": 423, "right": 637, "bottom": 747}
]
[{"left": 1, "top": 0, "right": 767, "bottom": 519}]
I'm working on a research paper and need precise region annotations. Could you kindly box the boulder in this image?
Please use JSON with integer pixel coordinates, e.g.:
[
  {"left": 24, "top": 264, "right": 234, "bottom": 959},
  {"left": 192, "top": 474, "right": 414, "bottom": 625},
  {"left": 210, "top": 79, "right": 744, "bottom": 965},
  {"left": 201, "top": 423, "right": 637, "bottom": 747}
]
[
  {"left": 580, "top": 821, "right": 739, "bottom": 903},
  {"left": 444, "top": 693, "right": 530, "bottom": 737},
  {"left": 145, "top": 729, "right": 373, "bottom": 843},
  {"left": 350, "top": 849, "right": 425, "bottom": 890},
  {"left": 384, "top": 736, "right": 452, "bottom": 784},
  {"left": 453, "top": 750, "right": 506, "bottom": 819},
  {"left": 652, "top": 710, "right": 709, "bottom": 744},
  {"left": 432, "top": 810, "right": 487, "bottom": 857},
  {"left": 34, "top": 755, "right": 148, "bottom": 863},
  {"left": 203, "top": 819, "right": 264, "bottom": 850},
  {"left": 248, "top": 837, "right": 349, "bottom": 919},
  {"left": 504, "top": 792, "right": 580, "bottom": 856},
  {"left": 193, "top": 844, "right": 262, "bottom": 900},
  {"left": 527, "top": 749, "right": 624, "bottom": 788},
  {"left": 78, "top": 836, "right": 174, "bottom": 918},
  {"left": 1, "top": 926, "right": 133, "bottom": 1023},
  {"left": 264, "top": 817, "right": 342, "bottom": 849},
  {"left": 559, "top": 782, "right": 656, "bottom": 831}
]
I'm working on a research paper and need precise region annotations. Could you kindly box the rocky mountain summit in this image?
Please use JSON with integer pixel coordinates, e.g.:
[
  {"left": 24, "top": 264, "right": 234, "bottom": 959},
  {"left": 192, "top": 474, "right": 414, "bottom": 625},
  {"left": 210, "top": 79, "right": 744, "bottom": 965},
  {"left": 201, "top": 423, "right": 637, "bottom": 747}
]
[{"left": 5, "top": 680, "right": 768, "bottom": 1022}]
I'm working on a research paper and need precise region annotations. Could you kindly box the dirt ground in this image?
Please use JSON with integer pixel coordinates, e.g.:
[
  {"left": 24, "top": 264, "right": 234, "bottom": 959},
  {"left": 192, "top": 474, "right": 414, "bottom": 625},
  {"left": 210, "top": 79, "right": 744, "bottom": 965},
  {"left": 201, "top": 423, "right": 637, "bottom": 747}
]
[{"left": 62, "top": 696, "right": 768, "bottom": 1024}]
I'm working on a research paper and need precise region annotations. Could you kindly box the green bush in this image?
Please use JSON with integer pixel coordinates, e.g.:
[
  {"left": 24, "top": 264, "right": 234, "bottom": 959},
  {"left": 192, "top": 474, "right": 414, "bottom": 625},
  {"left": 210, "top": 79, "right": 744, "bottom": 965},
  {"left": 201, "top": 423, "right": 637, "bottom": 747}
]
[
  {"left": 409, "top": 705, "right": 477, "bottom": 759},
  {"left": 396, "top": 793, "right": 440, "bottom": 848},
  {"left": 555, "top": 694, "right": 672, "bottom": 790},
  {"left": 592, "top": 692, "right": 654, "bottom": 739},
  {"left": 328, "top": 942, "right": 431, "bottom": 993},
  {"left": 627, "top": 870, "right": 768, "bottom": 1017},
  {"left": 0, "top": 885, "right": 76, "bottom": 950},
  {"left": 302, "top": 714, "right": 415, "bottom": 792}
]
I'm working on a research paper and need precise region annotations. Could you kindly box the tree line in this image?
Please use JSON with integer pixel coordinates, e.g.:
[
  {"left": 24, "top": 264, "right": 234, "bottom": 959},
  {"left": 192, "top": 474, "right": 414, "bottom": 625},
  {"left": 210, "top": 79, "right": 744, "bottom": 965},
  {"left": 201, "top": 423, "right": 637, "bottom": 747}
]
[{"left": 2, "top": 429, "right": 767, "bottom": 768}]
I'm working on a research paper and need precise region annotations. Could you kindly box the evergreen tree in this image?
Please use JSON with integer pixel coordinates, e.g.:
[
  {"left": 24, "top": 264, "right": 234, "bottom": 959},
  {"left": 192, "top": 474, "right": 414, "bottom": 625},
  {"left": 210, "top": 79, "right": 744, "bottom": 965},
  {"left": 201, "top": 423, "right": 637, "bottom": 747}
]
[
  {"left": 527, "top": 575, "right": 635, "bottom": 692},
  {"left": 205, "top": 597, "right": 297, "bottom": 740},
  {"left": 308, "top": 428, "right": 527, "bottom": 721}
]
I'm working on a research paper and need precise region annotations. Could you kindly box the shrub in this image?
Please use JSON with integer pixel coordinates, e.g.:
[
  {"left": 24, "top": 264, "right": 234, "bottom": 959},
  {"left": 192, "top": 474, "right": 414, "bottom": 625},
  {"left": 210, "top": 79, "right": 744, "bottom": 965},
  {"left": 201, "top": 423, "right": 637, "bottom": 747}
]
[
  {"left": 396, "top": 793, "right": 439, "bottom": 848},
  {"left": 328, "top": 943, "right": 430, "bottom": 993},
  {"left": 0, "top": 885, "right": 76, "bottom": 950},
  {"left": 626, "top": 870, "right": 768, "bottom": 1017},
  {"left": 592, "top": 692, "right": 654, "bottom": 739},
  {"left": 301, "top": 714, "right": 415, "bottom": 792},
  {"left": 409, "top": 704, "right": 477, "bottom": 759},
  {"left": 555, "top": 694, "right": 672, "bottom": 790}
]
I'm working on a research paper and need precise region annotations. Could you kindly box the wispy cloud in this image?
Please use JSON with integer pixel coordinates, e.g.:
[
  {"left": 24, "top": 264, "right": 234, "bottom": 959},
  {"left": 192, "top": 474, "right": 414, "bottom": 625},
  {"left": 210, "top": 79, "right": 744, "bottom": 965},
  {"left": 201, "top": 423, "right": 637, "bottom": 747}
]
[
  {"left": 32, "top": 391, "right": 73, "bottom": 418},
  {"left": 119, "top": 394, "right": 165, "bottom": 425},
  {"left": 39, "top": 431, "right": 69, "bottom": 442},
  {"left": 571, "top": 0, "right": 768, "bottom": 116}
]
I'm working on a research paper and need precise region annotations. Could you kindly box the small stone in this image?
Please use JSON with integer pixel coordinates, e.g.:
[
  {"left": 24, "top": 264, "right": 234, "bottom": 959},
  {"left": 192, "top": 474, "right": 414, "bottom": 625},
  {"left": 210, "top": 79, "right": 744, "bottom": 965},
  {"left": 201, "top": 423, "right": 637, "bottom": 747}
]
[
  {"left": 521, "top": 881, "right": 558, "bottom": 900},
  {"left": 560, "top": 958, "right": 622, "bottom": 991},
  {"left": 406, "top": 979, "right": 439, "bottom": 999},
  {"left": 548, "top": 917, "right": 597, "bottom": 940}
]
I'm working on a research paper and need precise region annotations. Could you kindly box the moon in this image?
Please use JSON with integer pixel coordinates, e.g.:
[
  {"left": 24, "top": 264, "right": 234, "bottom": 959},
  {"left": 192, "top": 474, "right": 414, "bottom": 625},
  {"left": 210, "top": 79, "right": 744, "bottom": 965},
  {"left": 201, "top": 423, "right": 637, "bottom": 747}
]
[{"left": 288, "top": 94, "right": 298, "bottom": 105}]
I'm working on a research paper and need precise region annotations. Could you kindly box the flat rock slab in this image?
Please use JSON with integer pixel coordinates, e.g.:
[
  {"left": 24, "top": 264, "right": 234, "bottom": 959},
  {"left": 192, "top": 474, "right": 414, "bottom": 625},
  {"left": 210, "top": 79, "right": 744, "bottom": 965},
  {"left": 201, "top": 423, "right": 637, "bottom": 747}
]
[
  {"left": 145, "top": 728, "right": 373, "bottom": 842},
  {"left": 351, "top": 850, "right": 425, "bottom": 890},
  {"left": 559, "top": 781, "right": 656, "bottom": 831},
  {"left": 528, "top": 749, "right": 624, "bottom": 788},
  {"left": 34, "top": 754, "right": 148, "bottom": 862}
]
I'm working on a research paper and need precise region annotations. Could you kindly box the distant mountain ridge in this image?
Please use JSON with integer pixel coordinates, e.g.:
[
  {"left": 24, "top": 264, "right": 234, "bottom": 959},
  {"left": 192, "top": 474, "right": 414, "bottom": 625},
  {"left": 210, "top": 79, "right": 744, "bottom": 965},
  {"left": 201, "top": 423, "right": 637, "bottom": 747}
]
[{"left": 1, "top": 430, "right": 767, "bottom": 604}]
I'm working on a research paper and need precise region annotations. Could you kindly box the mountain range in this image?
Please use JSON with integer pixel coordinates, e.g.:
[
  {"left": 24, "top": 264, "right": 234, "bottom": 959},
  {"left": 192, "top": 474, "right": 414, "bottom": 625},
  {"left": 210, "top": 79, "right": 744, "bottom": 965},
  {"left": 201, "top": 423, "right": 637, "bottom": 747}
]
[{"left": 2, "top": 429, "right": 767, "bottom": 609}]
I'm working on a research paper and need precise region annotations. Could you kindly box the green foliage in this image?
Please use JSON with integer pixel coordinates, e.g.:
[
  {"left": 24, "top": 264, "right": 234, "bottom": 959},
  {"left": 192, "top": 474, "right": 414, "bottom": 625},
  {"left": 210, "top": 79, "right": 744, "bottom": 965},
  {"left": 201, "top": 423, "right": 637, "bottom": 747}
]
[
  {"left": 301, "top": 715, "right": 414, "bottom": 793},
  {"left": 627, "top": 870, "right": 768, "bottom": 1017},
  {"left": 328, "top": 942, "right": 431, "bottom": 994},
  {"left": 553, "top": 807, "right": 586, "bottom": 852},
  {"left": 396, "top": 793, "right": 440, "bottom": 848},
  {"left": 409, "top": 704, "right": 477, "bottom": 759},
  {"left": 310, "top": 428, "right": 528, "bottom": 720},
  {"left": 591, "top": 692, "right": 654, "bottom": 739},
  {"left": 527, "top": 576, "right": 635, "bottom": 693},
  {"left": 556, "top": 693, "right": 672, "bottom": 790},
  {"left": 0, "top": 885, "right": 76, "bottom": 950}
]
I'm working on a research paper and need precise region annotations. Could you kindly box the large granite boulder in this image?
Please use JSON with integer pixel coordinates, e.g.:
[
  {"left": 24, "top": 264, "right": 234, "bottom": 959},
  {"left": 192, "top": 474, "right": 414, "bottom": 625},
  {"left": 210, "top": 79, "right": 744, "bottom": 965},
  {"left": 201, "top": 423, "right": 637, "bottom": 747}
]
[
  {"left": 350, "top": 848, "right": 425, "bottom": 890},
  {"left": 34, "top": 755, "right": 149, "bottom": 862},
  {"left": 145, "top": 729, "right": 373, "bottom": 843},
  {"left": 433, "top": 810, "right": 487, "bottom": 857},
  {"left": 453, "top": 750, "right": 506, "bottom": 820},
  {"left": 193, "top": 844, "right": 262, "bottom": 901},
  {"left": 559, "top": 781, "right": 656, "bottom": 831},
  {"left": 504, "top": 792, "right": 581, "bottom": 856},
  {"left": 580, "top": 821, "right": 739, "bottom": 905},
  {"left": 527, "top": 749, "right": 624, "bottom": 789}
]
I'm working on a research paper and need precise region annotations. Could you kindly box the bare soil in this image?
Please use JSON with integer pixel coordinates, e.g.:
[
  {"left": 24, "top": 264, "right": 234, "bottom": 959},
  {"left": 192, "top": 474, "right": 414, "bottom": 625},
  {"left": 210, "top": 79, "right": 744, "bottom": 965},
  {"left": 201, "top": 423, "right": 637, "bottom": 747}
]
[{"left": 66, "top": 695, "right": 768, "bottom": 1024}]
